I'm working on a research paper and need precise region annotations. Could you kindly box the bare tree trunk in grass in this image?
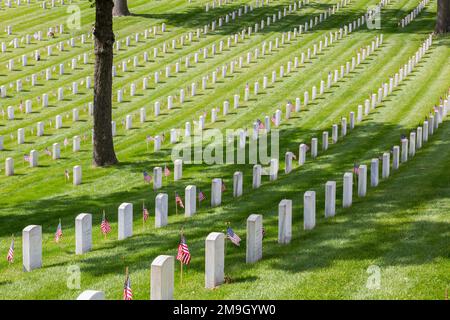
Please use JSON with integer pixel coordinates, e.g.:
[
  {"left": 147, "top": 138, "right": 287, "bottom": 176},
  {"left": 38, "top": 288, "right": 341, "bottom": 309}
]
[
  {"left": 435, "top": 0, "right": 450, "bottom": 34},
  {"left": 112, "top": 0, "right": 131, "bottom": 16},
  {"left": 93, "top": 0, "right": 118, "bottom": 166}
]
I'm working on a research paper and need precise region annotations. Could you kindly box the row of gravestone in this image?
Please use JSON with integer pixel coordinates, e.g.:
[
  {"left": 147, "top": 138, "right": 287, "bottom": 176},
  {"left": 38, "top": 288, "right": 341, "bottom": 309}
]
[
  {"left": 21, "top": 94, "right": 448, "bottom": 299},
  {"left": 399, "top": 0, "right": 430, "bottom": 28},
  {"left": 0, "top": 1, "right": 370, "bottom": 158},
  {"left": 0, "top": 0, "right": 316, "bottom": 130},
  {"left": 0, "top": 29, "right": 406, "bottom": 181},
  {"left": 0, "top": 32, "right": 432, "bottom": 213},
  {"left": 10, "top": 38, "right": 447, "bottom": 292}
]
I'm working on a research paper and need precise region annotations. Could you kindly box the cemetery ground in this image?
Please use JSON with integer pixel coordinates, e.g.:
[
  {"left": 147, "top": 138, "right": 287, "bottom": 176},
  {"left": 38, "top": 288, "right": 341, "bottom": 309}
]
[{"left": 0, "top": 0, "right": 449, "bottom": 299}]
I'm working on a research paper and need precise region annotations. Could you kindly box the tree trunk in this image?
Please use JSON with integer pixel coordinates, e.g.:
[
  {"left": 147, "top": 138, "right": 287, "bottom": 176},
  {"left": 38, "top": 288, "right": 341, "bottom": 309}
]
[
  {"left": 93, "top": 0, "right": 118, "bottom": 167},
  {"left": 436, "top": 0, "right": 450, "bottom": 34},
  {"left": 112, "top": 0, "right": 131, "bottom": 16}
]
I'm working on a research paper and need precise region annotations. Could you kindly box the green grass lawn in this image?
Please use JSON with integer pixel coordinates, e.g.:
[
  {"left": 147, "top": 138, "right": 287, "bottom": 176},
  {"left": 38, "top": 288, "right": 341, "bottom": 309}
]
[{"left": 0, "top": 0, "right": 449, "bottom": 299}]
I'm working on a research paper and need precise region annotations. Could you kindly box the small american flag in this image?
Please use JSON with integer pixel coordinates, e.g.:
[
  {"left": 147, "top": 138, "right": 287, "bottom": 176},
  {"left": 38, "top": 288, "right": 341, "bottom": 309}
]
[
  {"left": 221, "top": 182, "right": 226, "bottom": 192},
  {"left": 55, "top": 221, "right": 63, "bottom": 242},
  {"left": 175, "top": 192, "right": 184, "bottom": 208},
  {"left": 64, "top": 169, "right": 70, "bottom": 180},
  {"left": 164, "top": 165, "right": 171, "bottom": 177},
  {"left": 257, "top": 119, "right": 265, "bottom": 130},
  {"left": 101, "top": 212, "right": 111, "bottom": 235},
  {"left": 146, "top": 135, "right": 154, "bottom": 142},
  {"left": 64, "top": 138, "right": 69, "bottom": 146},
  {"left": 176, "top": 235, "right": 191, "bottom": 265},
  {"left": 226, "top": 227, "right": 241, "bottom": 246},
  {"left": 271, "top": 115, "right": 276, "bottom": 125},
  {"left": 198, "top": 190, "right": 206, "bottom": 202},
  {"left": 143, "top": 171, "right": 152, "bottom": 183},
  {"left": 123, "top": 272, "right": 132, "bottom": 300},
  {"left": 6, "top": 238, "right": 14, "bottom": 263},
  {"left": 353, "top": 164, "right": 360, "bottom": 175},
  {"left": 44, "top": 147, "right": 52, "bottom": 156},
  {"left": 143, "top": 206, "right": 149, "bottom": 222},
  {"left": 24, "top": 154, "right": 30, "bottom": 162}
]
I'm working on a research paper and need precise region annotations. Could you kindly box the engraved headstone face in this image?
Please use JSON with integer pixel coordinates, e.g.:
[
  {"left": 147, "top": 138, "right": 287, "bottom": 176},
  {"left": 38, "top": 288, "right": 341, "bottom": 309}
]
[{"left": 246, "top": 214, "right": 262, "bottom": 263}]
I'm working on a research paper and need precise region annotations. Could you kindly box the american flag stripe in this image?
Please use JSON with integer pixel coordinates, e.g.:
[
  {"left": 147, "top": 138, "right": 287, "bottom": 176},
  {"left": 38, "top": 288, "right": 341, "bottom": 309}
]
[
  {"left": 101, "top": 213, "right": 111, "bottom": 234},
  {"left": 175, "top": 194, "right": 184, "bottom": 208},
  {"left": 55, "top": 222, "right": 63, "bottom": 242},
  {"left": 176, "top": 236, "right": 191, "bottom": 265},
  {"left": 6, "top": 239, "right": 14, "bottom": 263},
  {"left": 227, "top": 227, "right": 241, "bottom": 246},
  {"left": 123, "top": 275, "right": 132, "bottom": 300}
]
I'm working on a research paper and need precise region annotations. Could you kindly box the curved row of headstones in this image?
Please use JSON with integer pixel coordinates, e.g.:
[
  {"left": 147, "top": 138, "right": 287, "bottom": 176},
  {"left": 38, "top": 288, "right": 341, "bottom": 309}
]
[
  {"left": 18, "top": 91, "right": 448, "bottom": 299},
  {"left": 0, "top": 0, "right": 316, "bottom": 132},
  {"left": 0, "top": 24, "right": 380, "bottom": 179},
  {"left": 1, "top": 31, "right": 432, "bottom": 209},
  {"left": 0, "top": 0, "right": 69, "bottom": 12},
  {"left": 399, "top": 0, "right": 431, "bottom": 28},
  {"left": 0, "top": 0, "right": 360, "bottom": 155},
  {"left": 10, "top": 33, "right": 444, "bottom": 295},
  {"left": 1, "top": 0, "right": 271, "bottom": 60}
]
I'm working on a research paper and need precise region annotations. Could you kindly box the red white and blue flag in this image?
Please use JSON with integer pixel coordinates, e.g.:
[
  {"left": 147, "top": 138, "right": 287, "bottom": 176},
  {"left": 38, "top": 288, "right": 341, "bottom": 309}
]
[
  {"left": 101, "top": 212, "right": 111, "bottom": 235},
  {"left": 175, "top": 193, "right": 184, "bottom": 208},
  {"left": 198, "top": 190, "right": 206, "bottom": 202},
  {"left": 176, "top": 235, "right": 191, "bottom": 265},
  {"left": 226, "top": 227, "right": 241, "bottom": 246},
  {"left": 123, "top": 273, "right": 132, "bottom": 300},
  {"left": 143, "top": 206, "right": 149, "bottom": 222},
  {"left": 55, "top": 221, "right": 63, "bottom": 242},
  {"left": 6, "top": 238, "right": 14, "bottom": 263},
  {"left": 164, "top": 165, "right": 171, "bottom": 177},
  {"left": 143, "top": 171, "right": 152, "bottom": 183}
]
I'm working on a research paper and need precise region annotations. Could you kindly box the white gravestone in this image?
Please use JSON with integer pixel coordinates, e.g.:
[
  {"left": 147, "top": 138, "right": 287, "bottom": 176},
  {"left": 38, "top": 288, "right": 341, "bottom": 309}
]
[
  {"left": 278, "top": 199, "right": 292, "bottom": 244},
  {"left": 153, "top": 167, "right": 162, "bottom": 190},
  {"left": 246, "top": 214, "right": 262, "bottom": 263},
  {"left": 252, "top": 165, "right": 262, "bottom": 188},
  {"left": 75, "top": 213, "right": 92, "bottom": 254},
  {"left": 185, "top": 186, "right": 196, "bottom": 217},
  {"left": 371, "top": 159, "right": 379, "bottom": 187},
  {"left": 205, "top": 232, "right": 225, "bottom": 289},
  {"left": 358, "top": 165, "right": 367, "bottom": 197},
  {"left": 118, "top": 203, "right": 133, "bottom": 240},
  {"left": 211, "top": 178, "right": 222, "bottom": 207},
  {"left": 343, "top": 172, "right": 353, "bottom": 208},
  {"left": 77, "top": 290, "right": 104, "bottom": 300},
  {"left": 73, "top": 165, "right": 82, "bottom": 185},
  {"left": 325, "top": 181, "right": 336, "bottom": 218},
  {"left": 233, "top": 171, "right": 243, "bottom": 197},
  {"left": 5, "top": 158, "right": 14, "bottom": 176},
  {"left": 304, "top": 191, "right": 316, "bottom": 230},
  {"left": 22, "top": 225, "right": 42, "bottom": 272},
  {"left": 174, "top": 159, "right": 182, "bottom": 181},
  {"left": 155, "top": 193, "right": 168, "bottom": 227},
  {"left": 151, "top": 255, "right": 174, "bottom": 300}
]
